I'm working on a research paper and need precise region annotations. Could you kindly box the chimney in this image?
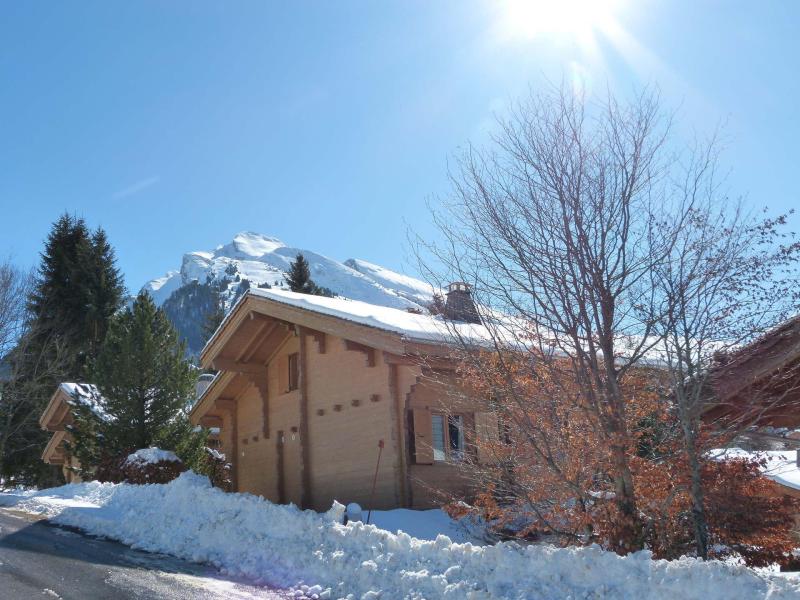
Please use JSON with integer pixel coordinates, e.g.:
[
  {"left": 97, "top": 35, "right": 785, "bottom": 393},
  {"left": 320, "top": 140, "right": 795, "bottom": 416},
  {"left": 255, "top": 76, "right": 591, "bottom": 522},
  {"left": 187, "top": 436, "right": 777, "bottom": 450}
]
[
  {"left": 444, "top": 282, "right": 480, "bottom": 324},
  {"left": 195, "top": 373, "right": 215, "bottom": 401}
]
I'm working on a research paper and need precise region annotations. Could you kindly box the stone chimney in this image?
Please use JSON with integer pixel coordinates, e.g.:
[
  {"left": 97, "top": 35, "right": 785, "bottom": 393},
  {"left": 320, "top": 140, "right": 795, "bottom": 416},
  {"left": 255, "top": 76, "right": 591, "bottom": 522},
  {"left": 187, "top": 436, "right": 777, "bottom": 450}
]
[
  {"left": 195, "top": 373, "right": 215, "bottom": 401},
  {"left": 444, "top": 282, "right": 480, "bottom": 324}
]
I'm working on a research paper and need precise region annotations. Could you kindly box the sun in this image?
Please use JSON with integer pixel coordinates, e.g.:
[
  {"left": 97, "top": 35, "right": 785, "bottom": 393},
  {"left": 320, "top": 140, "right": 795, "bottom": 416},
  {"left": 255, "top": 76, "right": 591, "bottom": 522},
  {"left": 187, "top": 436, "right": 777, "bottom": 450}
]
[{"left": 496, "top": 0, "right": 625, "bottom": 48}]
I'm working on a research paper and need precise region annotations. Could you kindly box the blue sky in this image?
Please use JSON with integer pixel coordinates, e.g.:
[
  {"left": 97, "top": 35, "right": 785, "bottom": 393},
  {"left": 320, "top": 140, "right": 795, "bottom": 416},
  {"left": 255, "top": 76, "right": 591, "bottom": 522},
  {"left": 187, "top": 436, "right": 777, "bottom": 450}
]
[{"left": 1, "top": 1, "right": 798, "bottom": 292}]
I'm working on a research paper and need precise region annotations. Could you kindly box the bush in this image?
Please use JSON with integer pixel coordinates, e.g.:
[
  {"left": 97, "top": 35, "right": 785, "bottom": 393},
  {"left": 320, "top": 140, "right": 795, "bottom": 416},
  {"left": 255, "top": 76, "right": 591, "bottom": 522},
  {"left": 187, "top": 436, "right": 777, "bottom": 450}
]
[
  {"left": 121, "top": 448, "right": 186, "bottom": 485},
  {"left": 197, "top": 447, "right": 233, "bottom": 491}
]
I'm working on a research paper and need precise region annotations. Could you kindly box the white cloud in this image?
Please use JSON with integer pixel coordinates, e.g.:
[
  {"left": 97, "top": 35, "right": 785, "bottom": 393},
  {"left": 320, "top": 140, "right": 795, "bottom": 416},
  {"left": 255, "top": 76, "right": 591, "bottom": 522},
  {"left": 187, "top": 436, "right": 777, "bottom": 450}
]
[{"left": 112, "top": 176, "right": 160, "bottom": 200}]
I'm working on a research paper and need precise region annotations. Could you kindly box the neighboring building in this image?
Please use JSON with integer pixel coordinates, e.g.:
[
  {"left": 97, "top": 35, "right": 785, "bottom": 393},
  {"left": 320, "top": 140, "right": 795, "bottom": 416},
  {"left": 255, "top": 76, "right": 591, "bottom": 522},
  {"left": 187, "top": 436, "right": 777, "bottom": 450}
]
[
  {"left": 189, "top": 284, "right": 498, "bottom": 511},
  {"left": 709, "top": 315, "right": 800, "bottom": 498},
  {"left": 40, "top": 382, "right": 105, "bottom": 483},
  {"left": 709, "top": 314, "right": 800, "bottom": 429}
]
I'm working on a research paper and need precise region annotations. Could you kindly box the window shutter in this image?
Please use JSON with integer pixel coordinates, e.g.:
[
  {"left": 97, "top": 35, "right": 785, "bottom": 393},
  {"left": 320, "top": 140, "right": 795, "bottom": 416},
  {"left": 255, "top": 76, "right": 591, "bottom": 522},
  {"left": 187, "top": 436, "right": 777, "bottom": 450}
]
[
  {"left": 277, "top": 355, "right": 289, "bottom": 393},
  {"left": 412, "top": 408, "right": 434, "bottom": 465},
  {"left": 474, "top": 411, "right": 499, "bottom": 465}
]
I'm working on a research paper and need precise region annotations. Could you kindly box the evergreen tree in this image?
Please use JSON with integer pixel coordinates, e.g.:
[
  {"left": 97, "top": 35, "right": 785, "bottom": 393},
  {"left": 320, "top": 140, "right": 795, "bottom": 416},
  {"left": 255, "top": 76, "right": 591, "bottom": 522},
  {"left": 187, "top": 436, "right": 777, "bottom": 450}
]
[
  {"left": 285, "top": 253, "right": 335, "bottom": 297},
  {"left": 84, "top": 291, "right": 196, "bottom": 458},
  {"left": 25, "top": 214, "right": 124, "bottom": 378},
  {"left": 286, "top": 253, "right": 314, "bottom": 293},
  {"left": 4, "top": 214, "right": 123, "bottom": 484}
]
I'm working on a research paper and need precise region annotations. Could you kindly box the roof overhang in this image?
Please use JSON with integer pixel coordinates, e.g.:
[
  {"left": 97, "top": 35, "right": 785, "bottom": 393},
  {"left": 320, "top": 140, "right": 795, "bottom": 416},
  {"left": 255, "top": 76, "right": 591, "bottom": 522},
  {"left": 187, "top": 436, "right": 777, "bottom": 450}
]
[
  {"left": 191, "top": 292, "right": 457, "bottom": 424},
  {"left": 39, "top": 385, "right": 73, "bottom": 432},
  {"left": 41, "top": 430, "right": 69, "bottom": 464}
]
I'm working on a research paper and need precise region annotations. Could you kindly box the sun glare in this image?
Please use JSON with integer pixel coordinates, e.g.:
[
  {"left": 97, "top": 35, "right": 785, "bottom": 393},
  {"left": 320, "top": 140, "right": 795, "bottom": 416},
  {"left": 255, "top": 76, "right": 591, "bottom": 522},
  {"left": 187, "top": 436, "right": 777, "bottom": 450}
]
[{"left": 497, "top": 0, "right": 624, "bottom": 48}]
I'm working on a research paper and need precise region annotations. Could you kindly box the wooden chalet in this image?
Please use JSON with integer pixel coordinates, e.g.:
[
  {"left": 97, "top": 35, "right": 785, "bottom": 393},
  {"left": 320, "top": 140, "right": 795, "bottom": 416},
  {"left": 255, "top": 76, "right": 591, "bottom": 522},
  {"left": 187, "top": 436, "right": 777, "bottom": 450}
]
[
  {"left": 189, "top": 285, "right": 498, "bottom": 511},
  {"left": 40, "top": 383, "right": 103, "bottom": 483}
]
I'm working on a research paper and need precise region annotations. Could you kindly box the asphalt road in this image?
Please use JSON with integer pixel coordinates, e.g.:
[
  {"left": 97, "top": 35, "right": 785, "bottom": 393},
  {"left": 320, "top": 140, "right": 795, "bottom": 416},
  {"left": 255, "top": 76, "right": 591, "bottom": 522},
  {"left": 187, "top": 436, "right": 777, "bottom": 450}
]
[{"left": 0, "top": 509, "right": 292, "bottom": 599}]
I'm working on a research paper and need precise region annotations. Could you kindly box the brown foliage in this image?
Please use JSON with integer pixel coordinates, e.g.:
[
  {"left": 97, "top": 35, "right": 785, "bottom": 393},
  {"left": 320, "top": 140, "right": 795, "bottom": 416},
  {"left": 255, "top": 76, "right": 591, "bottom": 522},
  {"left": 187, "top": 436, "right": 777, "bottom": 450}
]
[
  {"left": 93, "top": 449, "right": 186, "bottom": 485},
  {"left": 454, "top": 348, "right": 799, "bottom": 566},
  {"left": 200, "top": 447, "right": 233, "bottom": 492}
]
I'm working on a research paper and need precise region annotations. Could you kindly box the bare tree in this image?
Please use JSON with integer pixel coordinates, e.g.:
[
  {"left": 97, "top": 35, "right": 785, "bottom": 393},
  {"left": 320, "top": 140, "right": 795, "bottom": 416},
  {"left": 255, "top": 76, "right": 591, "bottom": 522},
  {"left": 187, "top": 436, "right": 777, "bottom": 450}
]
[
  {"left": 0, "top": 259, "right": 70, "bottom": 484},
  {"left": 418, "top": 84, "right": 800, "bottom": 558},
  {"left": 650, "top": 151, "right": 800, "bottom": 559},
  {"left": 418, "top": 84, "right": 684, "bottom": 551},
  {"left": 0, "top": 259, "right": 28, "bottom": 360}
]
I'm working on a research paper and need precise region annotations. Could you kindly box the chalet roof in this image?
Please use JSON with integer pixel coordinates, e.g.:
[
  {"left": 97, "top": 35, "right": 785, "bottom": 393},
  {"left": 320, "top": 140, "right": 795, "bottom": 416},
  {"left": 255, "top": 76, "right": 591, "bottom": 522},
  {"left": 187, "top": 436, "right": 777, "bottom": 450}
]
[
  {"left": 39, "top": 382, "right": 108, "bottom": 432},
  {"left": 706, "top": 315, "right": 800, "bottom": 427},
  {"left": 246, "top": 288, "right": 489, "bottom": 345},
  {"left": 204, "top": 288, "right": 675, "bottom": 365}
]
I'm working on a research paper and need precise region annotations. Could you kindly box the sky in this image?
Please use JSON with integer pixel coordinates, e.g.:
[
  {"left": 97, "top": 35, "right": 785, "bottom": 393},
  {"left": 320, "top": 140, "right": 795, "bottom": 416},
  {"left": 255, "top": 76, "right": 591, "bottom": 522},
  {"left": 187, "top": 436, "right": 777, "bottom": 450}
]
[{"left": 1, "top": 1, "right": 798, "bottom": 292}]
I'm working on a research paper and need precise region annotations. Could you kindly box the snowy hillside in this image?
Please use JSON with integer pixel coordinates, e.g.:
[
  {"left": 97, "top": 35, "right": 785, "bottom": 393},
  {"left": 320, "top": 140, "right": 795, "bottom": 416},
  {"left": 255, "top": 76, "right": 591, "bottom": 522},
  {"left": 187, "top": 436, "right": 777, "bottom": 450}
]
[{"left": 142, "top": 232, "right": 434, "bottom": 355}]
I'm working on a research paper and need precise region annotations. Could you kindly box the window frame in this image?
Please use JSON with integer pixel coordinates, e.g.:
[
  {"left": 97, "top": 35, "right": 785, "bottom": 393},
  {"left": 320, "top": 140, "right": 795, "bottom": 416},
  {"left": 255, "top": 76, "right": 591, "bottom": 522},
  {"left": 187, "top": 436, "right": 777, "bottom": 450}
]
[{"left": 430, "top": 412, "right": 465, "bottom": 462}]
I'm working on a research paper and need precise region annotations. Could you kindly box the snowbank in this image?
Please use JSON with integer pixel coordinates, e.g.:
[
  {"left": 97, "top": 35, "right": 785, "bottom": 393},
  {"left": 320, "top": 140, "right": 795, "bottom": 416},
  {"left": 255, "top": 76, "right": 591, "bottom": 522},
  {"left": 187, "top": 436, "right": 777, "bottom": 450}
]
[{"left": 1, "top": 473, "right": 799, "bottom": 599}]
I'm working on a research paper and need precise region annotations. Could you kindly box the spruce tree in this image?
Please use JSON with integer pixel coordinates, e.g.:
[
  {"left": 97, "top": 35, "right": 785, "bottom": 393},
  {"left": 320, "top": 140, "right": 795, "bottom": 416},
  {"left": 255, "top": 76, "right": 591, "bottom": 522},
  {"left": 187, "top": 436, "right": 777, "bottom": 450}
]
[
  {"left": 4, "top": 214, "right": 123, "bottom": 484},
  {"left": 25, "top": 214, "right": 124, "bottom": 378},
  {"left": 285, "top": 253, "right": 334, "bottom": 297},
  {"left": 87, "top": 291, "right": 195, "bottom": 457},
  {"left": 286, "top": 253, "right": 313, "bottom": 293}
]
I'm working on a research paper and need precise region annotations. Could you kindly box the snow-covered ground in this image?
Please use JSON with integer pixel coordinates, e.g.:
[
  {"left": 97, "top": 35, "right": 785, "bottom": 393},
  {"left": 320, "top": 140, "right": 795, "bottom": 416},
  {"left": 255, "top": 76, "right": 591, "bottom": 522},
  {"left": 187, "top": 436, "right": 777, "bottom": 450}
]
[{"left": 2, "top": 473, "right": 799, "bottom": 599}]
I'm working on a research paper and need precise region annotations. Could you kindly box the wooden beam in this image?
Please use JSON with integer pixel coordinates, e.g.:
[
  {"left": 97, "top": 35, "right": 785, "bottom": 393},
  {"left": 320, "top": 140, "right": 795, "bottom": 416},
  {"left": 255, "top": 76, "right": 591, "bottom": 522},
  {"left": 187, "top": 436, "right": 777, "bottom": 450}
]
[
  {"left": 200, "top": 415, "right": 223, "bottom": 428},
  {"left": 235, "top": 320, "right": 275, "bottom": 363},
  {"left": 298, "top": 326, "right": 313, "bottom": 509},
  {"left": 212, "top": 357, "right": 266, "bottom": 375},
  {"left": 215, "top": 397, "right": 237, "bottom": 412},
  {"left": 344, "top": 339, "right": 376, "bottom": 367},
  {"left": 276, "top": 430, "right": 286, "bottom": 504},
  {"left": 248, "top": 311, "right": 273, "bottom": 323},
  {"left": 306, "top": 329, "right": 326, "bottom": 354},
  {"left": 257, "top": 373, "right": 270, "bottom": 439},
  {"left": 389, "top": 363, "right": 409, "bottom": 507},
  {"left": 383, "top": 352, "right": 419, "bottom": 366}
]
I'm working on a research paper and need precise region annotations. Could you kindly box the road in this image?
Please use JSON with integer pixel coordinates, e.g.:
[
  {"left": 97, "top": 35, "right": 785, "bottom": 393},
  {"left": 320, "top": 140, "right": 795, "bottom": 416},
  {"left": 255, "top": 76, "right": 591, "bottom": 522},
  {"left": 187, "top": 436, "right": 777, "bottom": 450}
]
[{"left": 0, "top": 509, "right": 293, "bottom": 599}]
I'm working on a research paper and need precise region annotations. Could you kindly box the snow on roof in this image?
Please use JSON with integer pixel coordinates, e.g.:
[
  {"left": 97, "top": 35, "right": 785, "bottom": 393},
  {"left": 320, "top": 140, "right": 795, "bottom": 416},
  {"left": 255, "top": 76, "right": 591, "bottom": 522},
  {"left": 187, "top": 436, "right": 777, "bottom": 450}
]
[
  {"left": 248, "top": 287, "right": 490, "bottom": 345},
  {"left": 59, "top": 383, "right": 109, "bottom": 421}
]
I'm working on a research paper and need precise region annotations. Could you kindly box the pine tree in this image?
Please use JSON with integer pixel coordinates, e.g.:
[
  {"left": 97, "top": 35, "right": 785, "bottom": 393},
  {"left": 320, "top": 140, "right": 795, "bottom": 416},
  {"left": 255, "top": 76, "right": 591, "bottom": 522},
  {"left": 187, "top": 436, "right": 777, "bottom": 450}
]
[
  {"left": 285, "top": 253, "right": 335, "bottom": 297},
  {"left": 86, "top": 291, "right": 196, "bottom": 458},
  {"left": 3, "top": 214, "right": 124, "bottom": 484},
  {"left": 286, "top": 253, "right": 314, "bottom": 293},
  {"left": 82, "top": 228, "right": 125, "bottom": 359},
  {"left": 25, "top": 214, "right": 124, "bottom": 378}
]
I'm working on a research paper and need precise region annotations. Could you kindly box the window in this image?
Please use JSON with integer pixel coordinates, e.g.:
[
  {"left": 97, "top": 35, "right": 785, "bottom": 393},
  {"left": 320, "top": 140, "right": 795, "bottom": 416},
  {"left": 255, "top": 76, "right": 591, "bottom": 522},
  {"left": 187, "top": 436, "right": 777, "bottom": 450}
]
[
  {"left": 431, "top": 414, "right": 464, "bottom": 462},
  {"left": 431, "top": 415, "right": 446, "bottom": 461},
  {"left": 287, "top": 352, "right": 299, "bottom": 391},
  {"left": 448, "top": 415, "right": 464, "bottom": 459}
]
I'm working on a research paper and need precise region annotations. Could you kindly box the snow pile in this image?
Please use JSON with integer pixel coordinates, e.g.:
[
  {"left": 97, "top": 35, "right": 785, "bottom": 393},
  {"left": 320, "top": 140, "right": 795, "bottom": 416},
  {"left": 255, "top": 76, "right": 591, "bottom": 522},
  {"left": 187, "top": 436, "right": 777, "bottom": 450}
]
[
  {"left": 124, "top": 447, "right": 182, "bottom": 467},
  {"left": 2, "top": 473, "right": 799, "bottom": 599}
]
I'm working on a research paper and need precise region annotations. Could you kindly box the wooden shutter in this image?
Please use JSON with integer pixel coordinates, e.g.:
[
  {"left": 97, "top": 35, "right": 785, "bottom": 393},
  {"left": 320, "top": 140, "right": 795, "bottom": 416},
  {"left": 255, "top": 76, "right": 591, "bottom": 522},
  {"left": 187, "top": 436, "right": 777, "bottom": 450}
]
[
  {"left": 412, "top": 408, "right": 434, "bottom": 465},
  {"left": 474, "top": 411, "right": 499, "bottom": 465},
  {"left": 277, "top": 354, "right": 289, "bottom": 394}
]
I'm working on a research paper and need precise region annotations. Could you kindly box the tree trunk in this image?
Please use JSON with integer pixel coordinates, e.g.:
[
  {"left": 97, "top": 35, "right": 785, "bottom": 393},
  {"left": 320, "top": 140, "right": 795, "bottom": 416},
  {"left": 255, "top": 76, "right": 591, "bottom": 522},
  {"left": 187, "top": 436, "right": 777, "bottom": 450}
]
[{"left": 679, "top": 401, "right": 709, "bottom": 559}]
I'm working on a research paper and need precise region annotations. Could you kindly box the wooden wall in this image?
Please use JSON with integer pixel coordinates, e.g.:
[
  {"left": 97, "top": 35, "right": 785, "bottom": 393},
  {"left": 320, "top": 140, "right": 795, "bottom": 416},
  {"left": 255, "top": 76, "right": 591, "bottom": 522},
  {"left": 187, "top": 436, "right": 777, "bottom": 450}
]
[
  {"left": 405, "top": 371, "right": 481, "bottom": 508},
  {"left": 305, "top": 333, "right": 398, "bottom": 511},
  {"left": 223, "top": 327, "right": 484, "bottom": 512}
]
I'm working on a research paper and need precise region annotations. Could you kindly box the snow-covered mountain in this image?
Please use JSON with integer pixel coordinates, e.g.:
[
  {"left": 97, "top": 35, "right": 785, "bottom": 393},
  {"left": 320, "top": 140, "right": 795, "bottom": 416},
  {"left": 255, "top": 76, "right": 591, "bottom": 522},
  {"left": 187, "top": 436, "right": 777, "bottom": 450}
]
[{"left": 142, "top": 232, "right": 434, "bottom": 355}]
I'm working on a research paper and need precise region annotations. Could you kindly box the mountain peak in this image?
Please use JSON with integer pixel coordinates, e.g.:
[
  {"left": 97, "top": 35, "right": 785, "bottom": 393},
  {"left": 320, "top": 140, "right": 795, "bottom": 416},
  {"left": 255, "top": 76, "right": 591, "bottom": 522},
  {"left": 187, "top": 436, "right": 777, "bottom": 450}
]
[
  {"left": 219, "top": 232, "right": 286, "bottom": 259},
  {"left": 142, "top": 232, "right": 433, "bottom": 355}
]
